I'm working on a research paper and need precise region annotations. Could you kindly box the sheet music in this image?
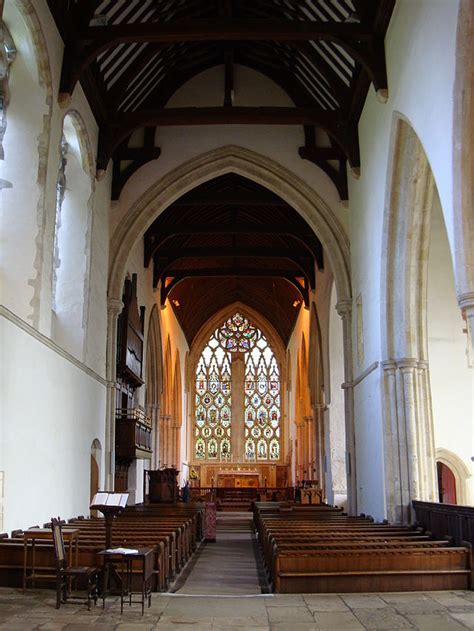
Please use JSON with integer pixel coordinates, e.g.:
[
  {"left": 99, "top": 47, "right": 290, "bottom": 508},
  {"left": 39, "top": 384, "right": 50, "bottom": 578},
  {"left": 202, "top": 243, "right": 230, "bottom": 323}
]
[{"left": 105, "top": 547, "right": 138, "bottom": 554}]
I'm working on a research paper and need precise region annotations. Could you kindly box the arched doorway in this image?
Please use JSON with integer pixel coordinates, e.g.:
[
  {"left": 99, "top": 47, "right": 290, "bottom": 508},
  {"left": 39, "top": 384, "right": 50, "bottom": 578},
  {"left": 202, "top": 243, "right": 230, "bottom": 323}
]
[{"left": 437, "top": 462, "right": 457, "bottom": 505}]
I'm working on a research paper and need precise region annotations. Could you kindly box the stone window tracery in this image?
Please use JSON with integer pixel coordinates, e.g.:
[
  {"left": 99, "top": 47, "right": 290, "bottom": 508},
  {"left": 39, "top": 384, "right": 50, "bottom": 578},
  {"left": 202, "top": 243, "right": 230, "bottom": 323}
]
[{"left": 194, "top": 312, "right": 281, "bottom": 462}]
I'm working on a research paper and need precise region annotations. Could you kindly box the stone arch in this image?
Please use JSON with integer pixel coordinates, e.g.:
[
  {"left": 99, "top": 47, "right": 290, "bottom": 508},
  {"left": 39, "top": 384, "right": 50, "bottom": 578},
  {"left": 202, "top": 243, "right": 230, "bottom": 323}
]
[
  {"left": 2, "top": 0, "right": 53, "bottom": 328},
  {"left": 435, "top": 448, "right": 471, "bottom": 506},
  {"left": 104, "top": 146, "right": 356, "bottom": 511},
  {"left": 453, "top": 0, "right": 474, "bottom": 347},
  {"left": 108, "top": 146, "right": 351, "bottom": 305},
  {"left": 380, "top": 115, "right": 438, "bottom": 523},
  {"left": 145, "top": 305, "right": 163, "bottom": 469}
]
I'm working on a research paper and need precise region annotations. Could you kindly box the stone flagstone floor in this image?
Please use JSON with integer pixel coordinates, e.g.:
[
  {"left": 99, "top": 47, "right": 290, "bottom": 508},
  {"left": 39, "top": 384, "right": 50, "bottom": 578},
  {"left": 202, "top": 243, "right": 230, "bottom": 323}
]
[
  {"left": 2, "top": 513, "right": 473, "bottom": 629},
  {"left": 0, "top": 588, "right": 473, "bottom": 630}
]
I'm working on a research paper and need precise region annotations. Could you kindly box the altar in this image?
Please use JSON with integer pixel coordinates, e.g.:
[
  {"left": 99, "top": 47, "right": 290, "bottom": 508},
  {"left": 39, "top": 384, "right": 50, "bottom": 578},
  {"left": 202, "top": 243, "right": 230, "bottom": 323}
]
[{"left": 217, "top": 471, "right": 260, "bottom": 488}]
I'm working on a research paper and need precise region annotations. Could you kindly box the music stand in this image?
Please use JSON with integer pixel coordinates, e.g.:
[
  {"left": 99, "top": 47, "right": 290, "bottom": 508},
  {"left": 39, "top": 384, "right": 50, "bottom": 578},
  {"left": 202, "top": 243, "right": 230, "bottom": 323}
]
[
  {"left": 90, "top": 492, "right": 129, "bottom": 549},
  {"left": 90, "top": 492, "right": 129, "bottom": 596}
]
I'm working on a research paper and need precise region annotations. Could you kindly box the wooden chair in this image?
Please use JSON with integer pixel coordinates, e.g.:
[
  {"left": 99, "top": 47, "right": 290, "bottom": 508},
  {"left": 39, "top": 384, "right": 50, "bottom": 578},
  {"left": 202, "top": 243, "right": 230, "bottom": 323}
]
[{"left": 51, "top": 517, "right": 99, "bottom": 610}]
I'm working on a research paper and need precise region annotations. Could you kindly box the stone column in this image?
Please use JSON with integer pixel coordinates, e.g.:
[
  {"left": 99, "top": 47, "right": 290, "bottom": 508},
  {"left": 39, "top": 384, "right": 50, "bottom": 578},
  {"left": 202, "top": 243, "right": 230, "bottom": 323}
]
[
  {"left": 104, "top": 298, "right": 123, "bottom": 490},
  {"left": 305, "top": 416, "right": 313, "bottom": 479},
  {"left": 459, "top": 293, "right": 474, "bottom": 362},
  {"left": 313, "top": 404, "right": 326, "bottom": 488},
  {"left": 295, "top": 420, "right": 304, "bottom": 481},
  {"left": 381, "top": 358, "right": 437, "bottom": 524},
  {"left": 160, "top": 414, "right": 171, "bottom": 467},
  {"left": 336, "top": 300, "right": 357, "bottom": 515},
  {"left": 231, "top": 353, "right": 245, "bottom": 462},
  {"left": 147, "top": 402, "right": 160, "bottom": 470}
]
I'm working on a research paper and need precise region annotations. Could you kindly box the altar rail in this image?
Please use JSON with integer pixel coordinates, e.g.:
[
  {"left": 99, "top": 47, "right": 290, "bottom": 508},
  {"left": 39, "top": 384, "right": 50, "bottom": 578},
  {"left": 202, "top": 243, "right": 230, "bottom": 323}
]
[
  {"left": 190, "top": 487, "right": 294, "bottom": 503},
  {"left": 412, "top": 501, "right": 474, "bottom": 548}
]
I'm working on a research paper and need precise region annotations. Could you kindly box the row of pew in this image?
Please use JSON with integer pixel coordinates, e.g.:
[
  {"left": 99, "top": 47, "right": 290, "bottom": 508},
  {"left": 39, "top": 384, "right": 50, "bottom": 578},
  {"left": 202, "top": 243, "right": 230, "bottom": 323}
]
[
  {"left": 0, "top": 504, "right": 203, "bottom": 591},
  {"left": 253, "top": 502, "right": 472, "bottom": 593}
]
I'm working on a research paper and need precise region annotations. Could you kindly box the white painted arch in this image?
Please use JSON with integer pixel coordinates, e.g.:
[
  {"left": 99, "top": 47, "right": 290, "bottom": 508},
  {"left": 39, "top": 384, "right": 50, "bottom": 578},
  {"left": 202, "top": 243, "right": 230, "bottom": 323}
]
[{"left": 108, "top": 145, "right": 351, "bottom": 305}]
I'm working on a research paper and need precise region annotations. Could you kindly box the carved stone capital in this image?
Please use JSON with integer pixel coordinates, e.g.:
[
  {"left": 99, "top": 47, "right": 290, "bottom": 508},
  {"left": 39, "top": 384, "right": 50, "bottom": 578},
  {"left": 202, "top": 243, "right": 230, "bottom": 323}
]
[
  {"left": 395, "top": 357, "right": 419, "bottom": 372},
  {"left": 336, "top": 299, "right": 352, "bottom": 318},
  {"left": 381, "top": 359, "right": 397, "bottom": 373},
  {"left": 107, "top": 297, "right": 123, "bottom": 317}
]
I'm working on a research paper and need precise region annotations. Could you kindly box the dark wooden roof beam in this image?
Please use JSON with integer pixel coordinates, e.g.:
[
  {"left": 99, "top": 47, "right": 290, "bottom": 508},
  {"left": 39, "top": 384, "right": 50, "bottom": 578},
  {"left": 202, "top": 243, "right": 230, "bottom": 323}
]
[
  {"left": 159, "top": 269, "right": 310, "bottom": 307},
  {"left": 96, "top": 106, "right": 360, "bottom": 173},
  {"left": 152, "top": 247, "right": 316, "bottom": 284},
  {"left": 58, "top": 20, "right": 374, "bottom": 101}
]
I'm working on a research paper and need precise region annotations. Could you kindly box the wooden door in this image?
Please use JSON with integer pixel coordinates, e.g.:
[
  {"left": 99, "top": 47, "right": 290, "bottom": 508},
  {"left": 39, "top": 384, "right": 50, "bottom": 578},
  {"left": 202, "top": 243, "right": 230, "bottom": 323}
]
[{"left": 437, "top": 462, "right": 457, "bottom": 504}]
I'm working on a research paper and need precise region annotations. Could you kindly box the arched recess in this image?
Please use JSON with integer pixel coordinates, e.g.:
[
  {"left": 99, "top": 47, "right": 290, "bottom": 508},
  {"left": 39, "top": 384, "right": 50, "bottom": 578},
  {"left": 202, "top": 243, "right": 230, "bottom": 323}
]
[
  {"left": 105, "top": 146, "right": 357, "bottom": 511},
  {"left": 159, "top": 336, "right": 173, "bottom": 467},
  {"left": 453, "top": 0, "right": 474, "bottom": 348},
  {"left": 172, "top": 350, "right": 183, "bottom": 470},
  {"left": 145, "top": 305, "right": 163, "bottom": 470},
  {"left": 381, "top": 116, "right": 438, "bottom": 524},
  {"left": 436, "top": 448, "right": 471, "bottom": 506},
  {"left": 51, "top": 111, "right": 94, "bottom": 360},
  {"left": 1, "top": 0, "right": 53, "bottom": 328}
]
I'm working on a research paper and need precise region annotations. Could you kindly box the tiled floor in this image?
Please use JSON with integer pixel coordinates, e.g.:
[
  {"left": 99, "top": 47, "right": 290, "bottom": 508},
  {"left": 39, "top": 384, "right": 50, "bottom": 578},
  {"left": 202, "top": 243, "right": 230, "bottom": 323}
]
[{"left": 0, "top": 588, "right": 473, "bottom": 630}]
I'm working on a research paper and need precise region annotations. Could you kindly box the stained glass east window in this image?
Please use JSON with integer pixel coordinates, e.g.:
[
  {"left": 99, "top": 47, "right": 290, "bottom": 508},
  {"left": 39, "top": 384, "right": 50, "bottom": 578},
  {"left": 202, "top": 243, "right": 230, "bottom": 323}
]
[{"left": 194, "top": 312, "right": 281, "bottom": 462}]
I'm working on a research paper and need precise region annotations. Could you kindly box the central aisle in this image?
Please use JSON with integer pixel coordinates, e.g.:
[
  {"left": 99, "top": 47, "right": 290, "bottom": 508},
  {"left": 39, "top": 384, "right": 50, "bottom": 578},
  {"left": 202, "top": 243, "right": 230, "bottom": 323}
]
[{"left": 174, "top": 511, "right": 266, "bottom": 595}]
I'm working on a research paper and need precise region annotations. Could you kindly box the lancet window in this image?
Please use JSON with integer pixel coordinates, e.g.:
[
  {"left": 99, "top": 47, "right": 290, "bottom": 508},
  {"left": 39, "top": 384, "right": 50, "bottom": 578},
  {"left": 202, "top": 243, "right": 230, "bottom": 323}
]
[{"left": 194, "top": 312, "right": 281, "bottom": 462}]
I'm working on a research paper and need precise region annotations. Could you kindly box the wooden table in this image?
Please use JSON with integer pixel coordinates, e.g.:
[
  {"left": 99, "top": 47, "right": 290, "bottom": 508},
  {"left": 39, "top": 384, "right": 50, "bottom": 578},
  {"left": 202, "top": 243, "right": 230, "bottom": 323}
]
[
  {"left": 99, "top": 548, "right": 153, "bottom": 614},
  {"left": 23, "top": 528, "right": 79, "bottom": 591}
]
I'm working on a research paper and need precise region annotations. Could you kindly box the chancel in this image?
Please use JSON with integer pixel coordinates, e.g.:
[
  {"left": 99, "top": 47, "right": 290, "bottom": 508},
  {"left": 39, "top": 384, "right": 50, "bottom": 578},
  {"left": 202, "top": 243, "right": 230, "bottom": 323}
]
[{"left": 0, "top": 0, "right": 473, "bottom": 622}]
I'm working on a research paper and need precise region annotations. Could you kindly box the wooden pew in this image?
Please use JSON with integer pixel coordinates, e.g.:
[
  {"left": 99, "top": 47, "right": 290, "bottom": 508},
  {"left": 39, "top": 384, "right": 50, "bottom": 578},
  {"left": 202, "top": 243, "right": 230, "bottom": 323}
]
[{"left": 253, "top": 502, "right": 471, "bottom": 593}]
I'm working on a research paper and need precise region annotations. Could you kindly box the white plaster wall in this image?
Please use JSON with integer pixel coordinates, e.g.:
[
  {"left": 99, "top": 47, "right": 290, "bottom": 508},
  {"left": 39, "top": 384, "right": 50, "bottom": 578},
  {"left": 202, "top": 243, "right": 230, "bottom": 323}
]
[
  {"left": 111, "top": 65, "right": 348, "bottom": 240},
  {"left": 428, "top": 193, "right": 474, "bottom": 498},
  {"left": 0, "top": 315, "right": 106, "bottom": 532},
  {"left": 349, "top": 0, "right": 461, "bottom": 519}
]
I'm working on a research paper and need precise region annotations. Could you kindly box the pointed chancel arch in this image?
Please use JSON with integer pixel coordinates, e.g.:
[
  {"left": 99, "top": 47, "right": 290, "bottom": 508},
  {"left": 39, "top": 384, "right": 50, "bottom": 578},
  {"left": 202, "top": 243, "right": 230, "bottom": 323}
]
[{"left": 105, "top": 145, "right": 357, "bottom": 511}]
